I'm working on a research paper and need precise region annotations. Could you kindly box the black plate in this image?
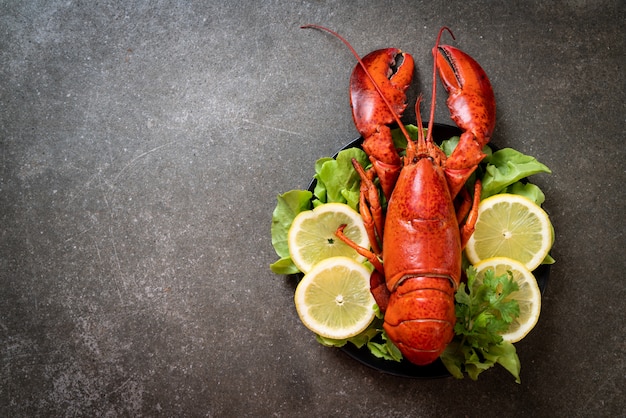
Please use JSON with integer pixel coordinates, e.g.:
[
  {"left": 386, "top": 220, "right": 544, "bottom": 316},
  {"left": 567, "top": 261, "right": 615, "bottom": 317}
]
[{"left": 306, "top": 123, "right": 550, "bottom": 379}]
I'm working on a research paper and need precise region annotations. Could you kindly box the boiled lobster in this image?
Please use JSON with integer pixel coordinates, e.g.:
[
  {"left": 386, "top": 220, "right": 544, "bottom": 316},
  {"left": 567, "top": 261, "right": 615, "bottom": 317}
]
[{"left": 302, "top": 25, "right": 495, "bottom": 365}]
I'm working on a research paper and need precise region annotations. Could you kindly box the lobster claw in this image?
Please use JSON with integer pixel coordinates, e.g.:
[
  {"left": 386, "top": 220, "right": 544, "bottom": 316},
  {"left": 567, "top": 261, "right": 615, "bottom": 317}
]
[
  {"left": 435, "top": 45, "right": 496, "bottom": 198},
  {"left": 350, "top": 48, "right": 414, "bottom": 199}
]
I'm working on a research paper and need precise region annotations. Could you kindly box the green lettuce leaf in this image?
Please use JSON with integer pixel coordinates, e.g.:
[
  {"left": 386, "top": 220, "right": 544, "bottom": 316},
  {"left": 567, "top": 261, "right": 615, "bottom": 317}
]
[
  {"left": 269, "top": 256, "right": 301, "bottom": 275},
  {"left": 481, "top": 148, "right": 551, "bottom": 199},
  {"left": 485, "top": 341, "right": 521, "bottom": 383},
  {"left": 501, "top": 181, "right": 546, "bottom": 205},
  {"left": 314, "top": 148, "right": 369, "bottom": 210},
  {"left": 391, "top": 123, "right": 421, "bottom": 150},
  {"left": 315, "top": 308, "right": 390, "bottom": 352},
  {"left": 269, "top": 190, "right": 312, "bottom": 274},
  {"left": 312, "top": 157, "right": 333, "bottom": 203},
  {"left": 316, "top": 324, "right": 380, "bottom": 349},
  {"left": 439, "top": 135, "right": 493, "bottom": 159},
  {"left": 367, "top": 331, "right": 403, "bottom": 362}
]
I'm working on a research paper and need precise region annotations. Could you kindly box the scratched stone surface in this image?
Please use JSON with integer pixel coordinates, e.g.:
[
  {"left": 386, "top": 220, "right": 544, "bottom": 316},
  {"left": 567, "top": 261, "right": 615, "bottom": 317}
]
[{"left": 1, "top": 1, "right": 624, "bottom": 416}]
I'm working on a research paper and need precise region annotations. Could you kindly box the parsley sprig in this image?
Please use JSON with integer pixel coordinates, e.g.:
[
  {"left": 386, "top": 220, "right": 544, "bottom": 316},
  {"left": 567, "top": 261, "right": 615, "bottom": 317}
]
[{"left": 441, "top": 266, "right": 523, "bottom": 383}]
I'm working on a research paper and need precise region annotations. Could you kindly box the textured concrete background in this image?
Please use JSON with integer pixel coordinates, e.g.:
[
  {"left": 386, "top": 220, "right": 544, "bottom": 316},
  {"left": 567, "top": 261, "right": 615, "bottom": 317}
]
[{"left": 1, "top": 1, "right": 624, "bottom": 416}]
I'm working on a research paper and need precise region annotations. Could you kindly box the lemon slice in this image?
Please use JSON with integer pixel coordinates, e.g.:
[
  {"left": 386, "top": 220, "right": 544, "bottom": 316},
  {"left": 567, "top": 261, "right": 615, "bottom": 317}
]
[
  {"left": 294, "top": 256, "right": 376, "bottom": 339},
  {"left": 465, "top": 194, "right": 553, "bottom": 271},
  {"left": 288, "top": 203, "right": 369, "bottom": 274},
  {"left": 474, "top": 257, "right": 541, "bottom": 343}
]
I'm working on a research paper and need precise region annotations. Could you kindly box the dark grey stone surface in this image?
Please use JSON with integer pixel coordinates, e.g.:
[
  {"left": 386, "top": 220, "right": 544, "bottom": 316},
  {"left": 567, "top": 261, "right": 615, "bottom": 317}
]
[{"left": 1, "top": 1, "right": 624, "bottom": 416}]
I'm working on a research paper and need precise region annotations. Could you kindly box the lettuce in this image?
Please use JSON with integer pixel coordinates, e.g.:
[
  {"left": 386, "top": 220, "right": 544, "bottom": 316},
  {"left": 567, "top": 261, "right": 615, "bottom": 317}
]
[
  {"left": 269, "top": 190, "right": 312, "bottom": 274},
  {"left": 480, "top": 148, "right": 552, "bottom": 199},
  {"left": 391, "top": 123, "right": 422, "bottom": 150},
  {"left": 315, "top": 307, "right": 403, "bottom": 362},
  {"left": 316, "top": 307, "right": 384, "bottom": 349},
  {"left": 500, "top": 181, "right": 546, "bottom": 205},
  {"left": 439, "top": 135, "right": 493, "bottom": 159},
  {"left": 313, "top": 147, "right": 369, "bottom": 210}
]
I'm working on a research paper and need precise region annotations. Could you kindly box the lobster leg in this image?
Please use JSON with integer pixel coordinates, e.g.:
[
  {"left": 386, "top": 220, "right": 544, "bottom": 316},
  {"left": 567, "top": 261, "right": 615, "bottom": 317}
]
[
  {"left": 351, "top": 159, "right": 384, "bottom": 254},
  {"left": 369, "top": 270, "right": 390, "bottom": 313},
  {"left": 459, "top": 180, "right": 482, "bottom": 248},
  {"left": 454, "top": 187, "right": 472, "bottom": 224}
]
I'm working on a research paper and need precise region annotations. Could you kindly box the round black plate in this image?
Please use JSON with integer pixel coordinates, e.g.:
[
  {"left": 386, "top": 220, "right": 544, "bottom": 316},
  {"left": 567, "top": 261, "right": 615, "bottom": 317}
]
[{"left": 306, "top": 123, "right": 550, "bottom": 379}]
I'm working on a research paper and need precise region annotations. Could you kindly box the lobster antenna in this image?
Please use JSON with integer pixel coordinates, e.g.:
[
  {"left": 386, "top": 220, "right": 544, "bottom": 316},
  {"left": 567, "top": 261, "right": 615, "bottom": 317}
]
[
  {"left": 427, "top": 26, "right": 455, "bottom": 142},
  {"left": 414, "top": 95, "right": 427, "bottom": 156},
  {"left": 301, "top": 24, "right": 414, "bottom": 145}
]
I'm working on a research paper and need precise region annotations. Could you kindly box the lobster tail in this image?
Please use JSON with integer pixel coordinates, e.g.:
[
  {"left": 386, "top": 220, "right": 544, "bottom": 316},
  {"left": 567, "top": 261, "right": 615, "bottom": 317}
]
[{"left": 383, "top": 276, "right": 456, "bottom": 365}]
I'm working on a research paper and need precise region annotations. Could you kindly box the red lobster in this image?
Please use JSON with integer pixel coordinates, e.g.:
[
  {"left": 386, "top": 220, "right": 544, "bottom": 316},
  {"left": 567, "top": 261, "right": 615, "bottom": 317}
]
[{"left": 302, "top": 25, "right": 495, "bottom": 365}]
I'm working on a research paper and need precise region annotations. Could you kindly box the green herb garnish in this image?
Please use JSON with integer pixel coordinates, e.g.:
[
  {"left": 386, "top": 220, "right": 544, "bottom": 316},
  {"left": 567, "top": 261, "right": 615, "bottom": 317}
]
[{"left": 440, "top": 267, "right": 522, "bottom": 382}]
